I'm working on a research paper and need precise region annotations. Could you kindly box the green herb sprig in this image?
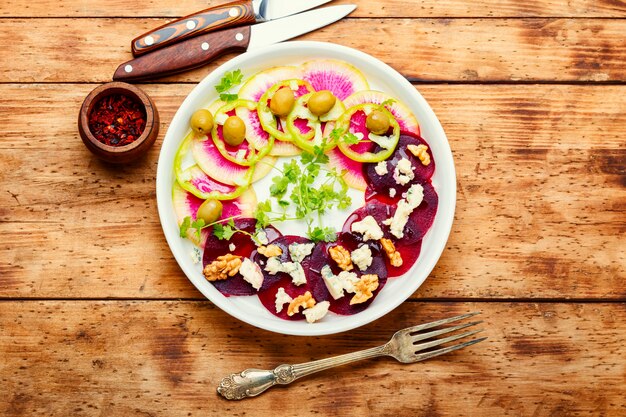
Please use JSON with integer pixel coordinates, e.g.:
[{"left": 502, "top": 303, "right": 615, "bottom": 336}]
[{"left": 215, "top": 69, "right": 244, "bottom": 102}]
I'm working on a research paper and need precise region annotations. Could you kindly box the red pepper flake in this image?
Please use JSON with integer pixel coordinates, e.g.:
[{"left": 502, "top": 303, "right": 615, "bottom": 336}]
[{"left": 88, "top": 94, "right": 147, "bottom": 147}]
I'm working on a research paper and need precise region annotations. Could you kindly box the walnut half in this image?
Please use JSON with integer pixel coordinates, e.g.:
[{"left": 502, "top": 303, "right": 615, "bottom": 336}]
[
  {"left": 287, "top": 291, "right": 316, "bottom": 316},
  {"left": 257, "top": 244, "right": 283, "bottom": 258},
  {"left": 407, "top": 144, "right": 431, "bottom": 166},
  {"left": 329, "top": 245, "right": 353, "bottom": 271},
  {"left": 380, "top": 238, "right": 403, "bottom": 267},
  {"left": 203, "top": 254, "right": 242, "bottom": 281},
  {"left": 350, "top": 274, "right": 379, "bottom": 305}
]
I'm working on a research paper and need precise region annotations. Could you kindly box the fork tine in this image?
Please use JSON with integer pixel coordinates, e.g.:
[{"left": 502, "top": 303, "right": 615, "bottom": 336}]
[
  {"left": 413, "top": 337, "right": 488, "bottom": 362},
  {"left": 410, "top": 320, "right": 483, "bottom": 343},
  {"left": 414, "top": 329, "right": 484, "bottom": 353},
  {"left": 399, "top": 312, "right": 481, "bottom": 335}
]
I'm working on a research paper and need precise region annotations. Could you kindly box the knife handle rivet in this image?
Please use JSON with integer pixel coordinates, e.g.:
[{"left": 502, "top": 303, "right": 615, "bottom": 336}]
[
  {"left": 144, "top": 36, "right": 154, "bottom": 46},
  {"left": 229, "top": 7, "right": 238, "bottom": 18},
  {"left": 235, "top": 33, "right": 244, "bottom": 41},
  {"left": 124, "top": 65, "right": 133, "bottom": 73},
  {"left": 201, "top": 42, "right": 210, "bottom": 51},
  {"left": 186, "top": 20, "right": 197, "bottom": 30}
]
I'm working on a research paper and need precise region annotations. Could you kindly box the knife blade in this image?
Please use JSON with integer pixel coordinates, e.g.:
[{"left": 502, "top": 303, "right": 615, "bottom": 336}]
[
  {"left": 131, "top": 0, "right": 333, "bottom": 57},
  {"left": 114, "top": 5, "right": 356, "bottom": 82}
]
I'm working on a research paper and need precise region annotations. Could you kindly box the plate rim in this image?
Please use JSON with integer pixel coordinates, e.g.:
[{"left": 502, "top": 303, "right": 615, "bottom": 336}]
[{"left": 156, "top": 41, "right": 456, "bottom": 336}]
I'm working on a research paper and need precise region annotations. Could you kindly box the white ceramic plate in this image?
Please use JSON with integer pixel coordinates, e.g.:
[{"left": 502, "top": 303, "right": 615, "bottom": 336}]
[{"left": 156, "top": 41, "right": 456, "bottom": 336}]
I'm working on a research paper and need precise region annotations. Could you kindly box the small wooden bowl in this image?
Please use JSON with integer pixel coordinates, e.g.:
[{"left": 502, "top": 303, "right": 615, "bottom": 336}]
[{"left": 78, "top": 82, "right": 159, "bottom": 164}]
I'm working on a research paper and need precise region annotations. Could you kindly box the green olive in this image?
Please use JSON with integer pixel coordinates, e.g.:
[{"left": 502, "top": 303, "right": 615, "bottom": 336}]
[
  {"left": 366, "top": 110, "right": 391, "bottom": 135},
  {"left": 190, "top": 109, "right": 214, "bottom": 135},
  {"left": 270, "top": 87, "right": 295, "bottom": 117},
  {"left": 308, "top": 90, "right": 336, "bottom": 116},
  {"left": 197, "top": 199, "right": 223, "bottom": 224},
  {"left": 223, "top": 116, "right": 246, "bottom": 146}
]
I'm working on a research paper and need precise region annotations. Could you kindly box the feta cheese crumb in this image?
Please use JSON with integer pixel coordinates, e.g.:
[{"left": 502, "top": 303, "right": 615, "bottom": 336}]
[
  {"left": 351, "top": 245, "right": 373, "bottom": 271},
  {"left": 393, "top": 158, "right": 415, "bottom": 186},
  {"left": 368, "top": 132, "right": 395, "bottom": 149},
  {"left": 321, "top": 265, "right": 359, "bottom": 299},
  {"left": 351, "top": 215, "right": 384, "bottom": 241},
  {"left": 288, "top": 242, "right": 315, "bottom": 263},
  {"left": 289, "top": 80, "right": 299, "bottom": 91},
  {"left": 384, "top": 183, "right": 424, "bottom": 239},
  {"left": 338, "top": 271, "right": 360, "bottom": 293},
  {"left": 375, "top": 161, "right": 388, "bottom": 176},
  {"left": 354, "top": 131, "right": 365, "bottom": 140},
  {"left": 256, "top": 230, "right": 269, "bottom": 245},
  {"left": 389, "top": 188, "right": 396, "bottom": 198},
  {"left": 228, "top": 243, "right": 236, "bottom": 252},
  {"left": 303, "top": 301, "right": 330, "bottom": 323},
  {"left": 239, "top": 258, "right": 264, "bottom": 290},
  {"left": 275, "top": 287, "right": 293, "bottom": 313},
  {"left": 264, "top": 257, "right": 307, "bottom": 286},
  {"left": 190, "top": 248, "right": 202, "bottom": 264},
  {"left": 214, "top": 112, "right": 228, "bottom": 125},
  {"left": 235, "top": 149, "right": 246, "bottom": 161}
]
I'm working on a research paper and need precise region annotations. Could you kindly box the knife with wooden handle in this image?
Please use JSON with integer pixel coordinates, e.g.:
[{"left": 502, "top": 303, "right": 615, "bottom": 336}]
[
  {"left": 131, "top": 0, "right": 331, "bottom": 57},
  {"left": 114, "top": 5, "right": 356, "bottom": 82}
]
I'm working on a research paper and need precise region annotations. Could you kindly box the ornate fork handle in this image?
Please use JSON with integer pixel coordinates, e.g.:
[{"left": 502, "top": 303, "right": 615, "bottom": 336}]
[{"left": 217, "top": 345, "right": 388, "bottom": 400}]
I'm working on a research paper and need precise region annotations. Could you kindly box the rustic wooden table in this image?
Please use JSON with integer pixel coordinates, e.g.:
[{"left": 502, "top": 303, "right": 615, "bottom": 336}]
[{"left": 1, "top": 0, "right": 625, "bottom": 415}]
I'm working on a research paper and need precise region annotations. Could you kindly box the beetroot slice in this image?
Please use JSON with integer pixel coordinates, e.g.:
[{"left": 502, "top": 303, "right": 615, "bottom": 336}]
[
  {"left": 255, "top": 235, "right": 321, "bottom": 321},
  {"left": 364, "top": 133, "right": 435, "bottom": 204},
  {"left": 202, "top": 218, "right": 281, "bottom": 296},
  {"left": 387, "top": 239, "right": 422, "bottom": 278},
  {"left": 308, "top": 232, "right": 388, "bottom": 315}
]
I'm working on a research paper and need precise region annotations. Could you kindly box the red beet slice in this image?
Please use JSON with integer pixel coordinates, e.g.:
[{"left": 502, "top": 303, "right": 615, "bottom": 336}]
[
  {"left": 255, "top": 235, "right": 320, "bottom": 321},
  {"left": 364, "top": 133, "right": 435, "bottom": 204},
  {"left": 308, "top": 232, "right": 388, "bottom": 315},
  {"left": 386, "top": 239, "right": 422, "bottom": 278},
  {"left": 202, "top": 218, "right": 281, "bottom": 296}
]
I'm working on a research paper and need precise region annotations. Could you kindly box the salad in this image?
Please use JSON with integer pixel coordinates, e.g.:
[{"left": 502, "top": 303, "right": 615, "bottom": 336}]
[{"left": 173, "top": 59, "right": 438, "bottom": 324}]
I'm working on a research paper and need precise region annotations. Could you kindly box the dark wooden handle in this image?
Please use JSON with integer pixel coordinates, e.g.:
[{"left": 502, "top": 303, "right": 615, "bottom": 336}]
[
  {"left": 131, "top": 0, "right": 256, "bottom": 57},
  {"left": 114, "top": 26, "right": 251, "bottom": 82}
]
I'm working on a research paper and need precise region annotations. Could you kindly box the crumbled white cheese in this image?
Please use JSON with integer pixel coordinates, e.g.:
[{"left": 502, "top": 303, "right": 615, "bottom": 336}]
[
  {"left": 354, "top": 132, "right": 365, "bottom": 140},
  {"left": 264, "top": 257, "right": 307, "bottom": 286},
  {"left": 351, "top": 215, "right": 384, "bottom": 241},
  {"left": 275, "top": 287, "right": 293, "bottom": 313},
  {"left": 215, "top": 112, "right": 228, "bottom": 125},
  {"left": 375, "top": 161, "right": 388, "bottom": 176},
  {"left": 228, "top": 243, "right": 236, "bottom": 252},
  {"left": 383, "top": 183, "right": 424, "bottom": 239},
  {"left": 368, "top": 132, "right": 395, "bottom": 149},
  {"left": 289, "top": 80, "right": 299, "bottom": 91},
  {"left": 256, "top": 230, "right": 269, "bottom": 245},
  {"left": 389, "top": 188, "right": 397, "bottom": 198},
  {"left": 239, "top": 258, "right": 264, "bottom": 291},
  {"left": 303, "top": 301, "right": 330, "bottom": 323},
  {"left": 321, "top": 265, "right": 359, "bottom": 299},
  {"left": 288, "top": 242, "right": 315, "bottom": 263},
  {"left": 351, "top": 245, "right": 373, "bottom": 271},
  {"left": 393, "top": 158, "right": 415, "bottom": 186},
  {"left": 235, "top": 149, "right": 246, "bottom": 161},
  {"left": 190, "top": 248, "right": 202, "bottom": 264}
]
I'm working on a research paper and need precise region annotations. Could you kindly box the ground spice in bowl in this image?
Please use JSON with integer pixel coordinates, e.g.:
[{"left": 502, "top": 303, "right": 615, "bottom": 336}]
[{"left": 88, "top": 93, "right": 147, "bottom": 147}]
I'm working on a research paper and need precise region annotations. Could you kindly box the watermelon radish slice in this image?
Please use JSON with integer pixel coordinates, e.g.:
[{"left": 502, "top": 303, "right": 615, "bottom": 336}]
[
  {"left": 287, "top": 92, "right": 345, "bottom": 153},
  {"left": 172, "top": 183, "right": 257, "bottom": 248},
  {"left": 335, "top": 104, "right": 400, "bottom": 163},
  {"left": 255, "top": 235, "right": 320, "bottom": 320},
  {"left": 237, "top": 105, "right": 301, "bottom": 156},
  {"left": 211, "top": 99, "right": 273, "bottom": 166},
  {"left": 192, "top": 133, "right": 276, "bottom": 186},
  {"left": 257, "top": 79, "right": 314, "bottom": 144},
  {"left": 308, "top": 232, "right": 387, "bottom": 315},
  {"left": 174, "top": 131, "right": 246, "bottom": 200},
  {"left": 364, "top": 133, "right": 435, "bottom": 202},
  {"left": 344, "top": 90, "right": 420, "bottom": 135},
  {"left": 327, "top": 147, "right": 367, "bottom": 191},
  {"left": 238, "top": 66, "right": 302, "bottom": 102},
  {"left": 202, "top": 219, "right": 282, "bottom": 296},
  {"left": 301, "top": 59, "right": 369, "bottom": 101}
]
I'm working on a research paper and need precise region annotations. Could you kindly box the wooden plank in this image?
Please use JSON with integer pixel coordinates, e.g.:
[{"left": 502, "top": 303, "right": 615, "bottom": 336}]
[
  {"left": 0, "top": 18, "right": 625, "bottom": 83},
  {"left": 2, "top": 0, "right": 625, "bottom": 18},
  {"left": 1, "top": 84, "right": 624, "bottom": 299},
  {"left": 0, "top": 301, "right": 624, "bottom": 416}
]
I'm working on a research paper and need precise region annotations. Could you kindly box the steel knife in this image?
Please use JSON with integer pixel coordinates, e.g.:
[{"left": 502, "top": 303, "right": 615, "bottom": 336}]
[
  {"left": 131, "top": 0, "right": 333, "bottom": 56},
  {"left": 114, "top": 5, "right": 356, "bottom": 82}
]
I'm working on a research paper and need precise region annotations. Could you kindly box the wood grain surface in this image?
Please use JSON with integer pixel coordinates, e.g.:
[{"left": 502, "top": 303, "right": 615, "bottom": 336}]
[{"left": 1, "top": 1, "right": 625, "bottom": 415}]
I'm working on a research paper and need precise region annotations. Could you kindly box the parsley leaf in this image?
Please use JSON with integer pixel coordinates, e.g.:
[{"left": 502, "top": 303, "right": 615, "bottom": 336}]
[
  {"left": 179, "top": 216, "right": 192, "bottom": 238},
  {"left": 215, "top": 69, "right": 243, "bottom": 102},
  {"left": 309, "top": 226, "right": 337, "bottom": 243},
  {"left": 213, "top": 218, "right": 237, "bottom": 240},
  {"left": 342, "top": 132, "right": 360, "bottom": 145}
]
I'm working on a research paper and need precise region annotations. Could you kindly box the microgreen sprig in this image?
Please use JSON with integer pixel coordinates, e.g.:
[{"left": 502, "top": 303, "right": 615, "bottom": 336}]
[{"left": 215, "top": 69, "right": 244, "bottom": 102}]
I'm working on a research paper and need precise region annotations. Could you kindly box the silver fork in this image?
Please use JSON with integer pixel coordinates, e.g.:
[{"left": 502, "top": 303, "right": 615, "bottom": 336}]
[{"left": 217, "top": 312, "right": 486, "bottom": 400}]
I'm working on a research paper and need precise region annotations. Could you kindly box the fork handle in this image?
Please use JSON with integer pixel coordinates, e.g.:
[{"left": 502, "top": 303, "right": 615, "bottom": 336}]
[{"left": 217, "top": 345, "right": 388, "bottom": 400}]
